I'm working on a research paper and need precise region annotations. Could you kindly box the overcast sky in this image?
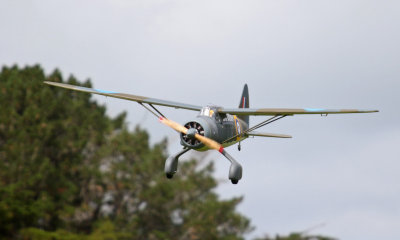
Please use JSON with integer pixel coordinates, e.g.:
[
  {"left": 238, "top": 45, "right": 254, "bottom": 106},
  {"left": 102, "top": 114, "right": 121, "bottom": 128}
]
[{"left": 1, "top": 1, "right": 399, "bottom": 239}]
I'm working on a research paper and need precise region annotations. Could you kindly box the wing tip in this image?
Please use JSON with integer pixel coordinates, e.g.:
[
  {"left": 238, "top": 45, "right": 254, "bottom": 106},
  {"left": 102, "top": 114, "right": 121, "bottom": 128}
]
[
  {"left": 360, "top": 109, "right": 379, "bottom": 113},
  {"left": 44, "top": 81, "right": 63, "bottom": 87}
]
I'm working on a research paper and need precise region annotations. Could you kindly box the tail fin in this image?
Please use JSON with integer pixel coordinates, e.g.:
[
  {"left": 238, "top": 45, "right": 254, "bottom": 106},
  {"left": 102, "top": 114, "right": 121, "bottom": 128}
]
[{"left": 238, "top": 84, "right": 249, "bottom": 125}]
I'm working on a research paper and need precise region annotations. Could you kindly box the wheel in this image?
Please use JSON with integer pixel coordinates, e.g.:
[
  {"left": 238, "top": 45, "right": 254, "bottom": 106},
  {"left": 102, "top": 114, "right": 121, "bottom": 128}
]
[
  {"left": 231, "top": 179, "right": 238, "bottom": 184},
  {"left": 166, "top": 173, "right": 174, "bottom": 179}
]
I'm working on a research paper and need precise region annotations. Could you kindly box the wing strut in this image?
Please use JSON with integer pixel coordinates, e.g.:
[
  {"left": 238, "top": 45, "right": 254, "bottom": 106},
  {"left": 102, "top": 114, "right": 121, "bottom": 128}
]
[
  {"left": 247, "top": 115, "right": 287, "bottom": 133},
  {"left": 149, "top": 104, "right": 166, "bottom": 118},
  {"left": 138, "top": 102, "right": 166, "bottom": 119},
  {"left": 223, "top": 115, "right": 287, "bottom": 143}
]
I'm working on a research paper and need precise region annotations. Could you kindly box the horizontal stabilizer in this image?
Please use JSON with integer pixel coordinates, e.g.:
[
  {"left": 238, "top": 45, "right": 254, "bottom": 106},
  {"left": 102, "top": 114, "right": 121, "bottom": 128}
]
[{"left": 246, "top": 131, "right": 292, "bottom": 138}]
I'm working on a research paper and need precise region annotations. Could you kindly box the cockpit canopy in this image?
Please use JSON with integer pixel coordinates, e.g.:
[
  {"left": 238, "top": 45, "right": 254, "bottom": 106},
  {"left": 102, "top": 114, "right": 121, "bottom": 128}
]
[{"left": 199, "top": 106, "right": 219, "bottom": 118}]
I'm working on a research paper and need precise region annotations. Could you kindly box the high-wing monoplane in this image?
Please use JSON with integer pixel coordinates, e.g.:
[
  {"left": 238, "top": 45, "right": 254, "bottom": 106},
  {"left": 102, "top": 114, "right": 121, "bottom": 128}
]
[{"left": 44, "top": 81, "right": 378, "bottom": 184}]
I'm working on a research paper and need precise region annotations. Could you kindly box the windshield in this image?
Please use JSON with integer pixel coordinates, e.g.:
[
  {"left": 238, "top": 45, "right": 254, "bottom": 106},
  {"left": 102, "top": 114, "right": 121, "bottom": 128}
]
[{"left": 199, "top": 107, "right": 214, "bottom": 117}]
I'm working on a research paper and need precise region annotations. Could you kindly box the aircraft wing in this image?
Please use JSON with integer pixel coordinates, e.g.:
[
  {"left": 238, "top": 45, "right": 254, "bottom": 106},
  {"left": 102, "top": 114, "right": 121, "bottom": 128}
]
[
  {"left": 44, "top": 81, "right": 203, "bottom": 111},
  {"left": 217, "top": 108, "right": 378, "bottom": 115}
]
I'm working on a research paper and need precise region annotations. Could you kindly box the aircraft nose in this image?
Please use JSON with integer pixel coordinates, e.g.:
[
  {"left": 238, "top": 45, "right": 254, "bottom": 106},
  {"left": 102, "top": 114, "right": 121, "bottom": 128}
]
[{"left": 186, "top": 128, "right": 198, "bottom": 139}]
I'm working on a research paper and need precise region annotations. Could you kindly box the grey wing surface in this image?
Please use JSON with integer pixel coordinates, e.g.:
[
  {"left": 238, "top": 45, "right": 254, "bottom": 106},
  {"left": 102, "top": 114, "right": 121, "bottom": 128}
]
[
  {"left": 44, "top": 81, "right": 202, "bottom": 111},
  {"left": 218, "top": 108, "right": 378, "bottom": 115}
]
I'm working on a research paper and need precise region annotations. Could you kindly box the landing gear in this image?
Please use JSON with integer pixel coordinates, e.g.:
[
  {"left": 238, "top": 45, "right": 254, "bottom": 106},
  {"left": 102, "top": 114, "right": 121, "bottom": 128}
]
[
  {"left": 166, "top": 147, "right": 243, "bottom": 185},
  {"left": 164, "top": 148, "right": 190, "bottom": 179},
  {"left": 220, "top": 150, "right": 242, "bottom": 185},
  {"left": 238, "top": 142, "right": 241, "bottom": 151}
]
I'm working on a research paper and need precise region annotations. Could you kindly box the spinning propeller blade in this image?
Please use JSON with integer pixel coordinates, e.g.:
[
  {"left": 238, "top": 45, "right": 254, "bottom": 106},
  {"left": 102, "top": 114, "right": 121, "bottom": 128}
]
[
  {"left": 193, "top": 134, "right": 222, "bottom": 152},
  {"left": 159, "top": 117, "right": 188, "bottom": 135},
  {"left": 159, "top": 117, "right": 223, "bottom": 152}
]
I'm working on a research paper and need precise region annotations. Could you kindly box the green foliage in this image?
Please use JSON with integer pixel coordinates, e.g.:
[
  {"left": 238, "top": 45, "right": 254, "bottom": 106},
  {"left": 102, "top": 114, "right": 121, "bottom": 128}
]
[
  {"left": 19, "top": 228, "right": 85, "bottom": 240},
  {"left": 0, "top": 65, "right": 115, "bottom": 235},
  {"left": 0, "top": 65, "right": 252, "bottom": 240},
  {"left": 19, "top": 221, "right": 132, "bottom": 240}
]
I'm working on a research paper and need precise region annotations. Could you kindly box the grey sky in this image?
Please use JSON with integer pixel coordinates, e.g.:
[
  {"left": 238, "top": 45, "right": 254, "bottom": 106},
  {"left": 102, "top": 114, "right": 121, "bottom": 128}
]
[{"left": 1, "top": 1, "right": 399, "bottom": 239}]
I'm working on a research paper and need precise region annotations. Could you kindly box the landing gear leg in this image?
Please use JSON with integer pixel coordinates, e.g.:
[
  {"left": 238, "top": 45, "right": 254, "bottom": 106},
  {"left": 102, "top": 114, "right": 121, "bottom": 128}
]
[
  {"left": 220, "top": 150, "right": 243, "bottom": 184},
  {"left": 164, "top": 148, "right": 190, "bottom": 179}
]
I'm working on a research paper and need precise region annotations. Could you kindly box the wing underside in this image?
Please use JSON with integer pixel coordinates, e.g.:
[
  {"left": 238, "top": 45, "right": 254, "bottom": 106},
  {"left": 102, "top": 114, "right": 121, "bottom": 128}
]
[
  {"left": 44, "top": 81, "right": 202, "bottom": 111},
  {"left": 218, "top": 108, "right": 378, "bottom": 115}
]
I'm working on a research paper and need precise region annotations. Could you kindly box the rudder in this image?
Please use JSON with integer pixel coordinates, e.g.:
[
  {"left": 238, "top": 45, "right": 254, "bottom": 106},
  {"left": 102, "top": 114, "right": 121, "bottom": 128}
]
[{"left": 238, "top": 84, "right": 249, "bottom": 125}]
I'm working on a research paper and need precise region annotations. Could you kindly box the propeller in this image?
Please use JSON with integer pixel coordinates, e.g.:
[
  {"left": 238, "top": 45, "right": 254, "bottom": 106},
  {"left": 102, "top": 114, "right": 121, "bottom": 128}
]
[{"left": 159, "top": 117, "right": 223, "bottom": 152}]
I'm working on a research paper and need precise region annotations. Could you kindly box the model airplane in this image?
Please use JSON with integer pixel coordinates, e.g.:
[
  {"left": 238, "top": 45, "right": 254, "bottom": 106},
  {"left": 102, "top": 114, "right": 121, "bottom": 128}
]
[{"left": 44, "top": 81, "right": 378, "bottom": 184}]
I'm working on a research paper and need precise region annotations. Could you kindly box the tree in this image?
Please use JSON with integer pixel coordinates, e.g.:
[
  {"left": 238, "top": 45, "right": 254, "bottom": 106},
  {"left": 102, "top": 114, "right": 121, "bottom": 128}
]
[{"left": 0, "top": 65, "right": 252, "bottom": 239}]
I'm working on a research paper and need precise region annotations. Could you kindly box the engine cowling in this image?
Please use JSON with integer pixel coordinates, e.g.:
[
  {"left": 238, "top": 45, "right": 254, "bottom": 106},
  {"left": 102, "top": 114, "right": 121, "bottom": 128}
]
[{"left": 180, "top": 121, "right": 205, "bottom": 148}]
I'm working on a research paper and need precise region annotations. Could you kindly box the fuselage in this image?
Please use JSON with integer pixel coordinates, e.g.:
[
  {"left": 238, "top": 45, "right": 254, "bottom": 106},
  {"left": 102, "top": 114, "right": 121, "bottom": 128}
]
[{"left": 180, "top": 106, "right": 249, "bottom": 151}]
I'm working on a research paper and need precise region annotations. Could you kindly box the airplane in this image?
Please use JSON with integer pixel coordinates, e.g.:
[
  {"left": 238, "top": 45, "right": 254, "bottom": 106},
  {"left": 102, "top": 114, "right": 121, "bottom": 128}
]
[{"left": 44, "top": 81, "right": 378, "bottom": 184}]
